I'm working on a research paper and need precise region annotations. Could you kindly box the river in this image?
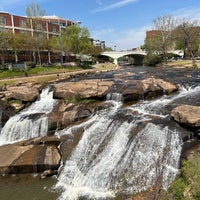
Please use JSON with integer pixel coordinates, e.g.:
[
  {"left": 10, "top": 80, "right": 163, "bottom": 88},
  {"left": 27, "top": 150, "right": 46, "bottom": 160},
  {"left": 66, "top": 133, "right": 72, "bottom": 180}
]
[{"left": 0, "top": 66, "right": 199, "bottom": 200}]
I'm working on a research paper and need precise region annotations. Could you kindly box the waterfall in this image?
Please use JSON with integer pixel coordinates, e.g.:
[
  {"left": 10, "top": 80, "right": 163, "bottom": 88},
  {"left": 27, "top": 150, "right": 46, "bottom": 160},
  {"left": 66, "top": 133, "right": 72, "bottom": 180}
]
[
  {"left": 0, "top": 110, "right": 2, "bottom": 131},
  {"left": 0, "top": 87, "right": 56, "bottom": 145},
  {"left": 106, "top": 92, "right": 123, "bottom": 102},
  {"left": 55, "top": 99, "right": 182, "bottom": 200},
  {"left": 131, "top": 84, "right": 200, "bottom": 117}
]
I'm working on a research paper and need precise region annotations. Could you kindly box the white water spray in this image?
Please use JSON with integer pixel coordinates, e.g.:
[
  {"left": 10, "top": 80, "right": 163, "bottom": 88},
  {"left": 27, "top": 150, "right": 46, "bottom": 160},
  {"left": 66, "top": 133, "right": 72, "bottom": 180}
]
[
  {"left": 106, "top": 92, "right": 123, "bottom": 102},
  {"left": 131, "top": 84, "right": 200, "bottom": 117},
  {"left": 0, "top": 87, "right": 56, "bottom": 145},
  {"left": 55, "top": 99, "right": 182, "bottom": 200}
]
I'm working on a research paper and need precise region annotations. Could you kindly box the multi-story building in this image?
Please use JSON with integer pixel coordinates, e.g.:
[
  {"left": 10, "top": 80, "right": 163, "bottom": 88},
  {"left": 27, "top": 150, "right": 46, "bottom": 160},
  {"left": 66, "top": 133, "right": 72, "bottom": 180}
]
[
  {"left": 91, "top": 39, "right": 105, "bottom": 51},
  {"left": 0, "top": 11, "right": 78, "bottom": 38},
  {"left": 0, "top": 11, "right": 106, "bottom": 64},
  {"left": 0, "top": 11, "right": 80, "bottom": 63}
]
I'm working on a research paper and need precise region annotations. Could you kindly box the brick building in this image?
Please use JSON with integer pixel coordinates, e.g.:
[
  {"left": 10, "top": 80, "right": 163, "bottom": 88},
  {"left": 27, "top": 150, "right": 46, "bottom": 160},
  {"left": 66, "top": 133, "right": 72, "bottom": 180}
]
[
  {"left": 146, "top": 30, "right": 161, "bottom": 39},
  {"left": 0, "top": 11, "right": 78, "bottom": 38},
  {"left": 0, "top": 11, "right": 79, "bottom": 63}
]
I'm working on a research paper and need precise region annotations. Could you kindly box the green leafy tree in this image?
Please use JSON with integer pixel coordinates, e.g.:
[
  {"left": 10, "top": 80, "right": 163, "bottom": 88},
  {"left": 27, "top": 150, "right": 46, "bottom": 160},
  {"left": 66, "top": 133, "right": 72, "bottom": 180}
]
[
  {"left": 0, "top": 30, "right": 14, "bottom": 64},
  {"left": 62, "top": 24, "right": 92, "bottom": 55},
  {"left": 174, "top": 19, "right": 200, "bottom": 67},
  {"left": 144, "top": 15, "right": 176, "bottom": 64},
  {"left": 49, "top": 31, "right": 69, "bottom": 64},
  {"left": 11, "top": 33, "right": 31, "bottom": 63},
  {"left": 89, "top": 45, "right": 102, "bottom": 63}
]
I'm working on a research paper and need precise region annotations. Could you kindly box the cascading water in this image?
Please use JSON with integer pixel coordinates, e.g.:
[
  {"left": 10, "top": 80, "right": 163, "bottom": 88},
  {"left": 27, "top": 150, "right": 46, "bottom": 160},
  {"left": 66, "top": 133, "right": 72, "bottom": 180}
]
[
  {"left": 55, "top": 84, "right": 196, "bottom": 200},
  {"left": 131, "top": 84, "right": 200, "bottom": 117},
  {"left": 0, "top": 86, "right": 57, "bottom": 145},
  {"left": 0, "top": 110, "right": 2, "bottom": 131},
  {"left": 106, "top": 92, "right": 123, "bottom": 102}
]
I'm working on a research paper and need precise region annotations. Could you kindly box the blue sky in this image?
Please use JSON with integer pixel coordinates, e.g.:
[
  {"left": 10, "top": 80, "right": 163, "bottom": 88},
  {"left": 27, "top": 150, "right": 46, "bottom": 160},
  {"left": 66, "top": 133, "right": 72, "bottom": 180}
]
[{"left": 1, "top": 0, "right": 200, "bottom": 50}]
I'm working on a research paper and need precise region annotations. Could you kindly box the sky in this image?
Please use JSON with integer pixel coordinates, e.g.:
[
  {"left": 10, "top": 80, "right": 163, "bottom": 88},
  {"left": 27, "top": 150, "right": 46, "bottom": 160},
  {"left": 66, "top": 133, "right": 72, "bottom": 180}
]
[{"left": 1, "top": 0, "right": 200, "bottom": 51}]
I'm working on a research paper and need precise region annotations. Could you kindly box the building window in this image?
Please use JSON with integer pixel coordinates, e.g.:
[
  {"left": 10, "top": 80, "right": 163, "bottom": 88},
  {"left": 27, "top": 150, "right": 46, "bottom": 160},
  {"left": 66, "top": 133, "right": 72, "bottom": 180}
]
[
  {"left": 19, "top": 19, "right": 26, "bottom": 27},
  {"left": 0, "top": 17, "right": 6, "bottom": 25},
  {"left": 60, "top": 22, "right": 66, "bottom": 27},
  {"left": 52, "top": 26, "right": 57, "bottom": 33},
  {"left": 37, "top": 23, "right": 43, "bottom": 30}
]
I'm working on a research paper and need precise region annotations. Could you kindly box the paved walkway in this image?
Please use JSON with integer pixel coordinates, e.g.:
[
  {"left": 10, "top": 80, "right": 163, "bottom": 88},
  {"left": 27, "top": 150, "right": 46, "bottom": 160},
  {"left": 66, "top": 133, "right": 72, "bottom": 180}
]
[
  {"left": 0, "top": 69, "right": 97, "bottom": 83},
  {"left": 0, "top": 66, "right": 116, "bottom": 85}
]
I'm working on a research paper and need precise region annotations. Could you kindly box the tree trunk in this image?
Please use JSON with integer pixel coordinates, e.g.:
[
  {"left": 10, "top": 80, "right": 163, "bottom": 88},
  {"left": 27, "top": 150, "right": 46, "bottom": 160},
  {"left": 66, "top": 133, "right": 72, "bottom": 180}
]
[
  {"left": 14, "top": 51, "right": 18, "bottom": 63},
  {"left": 33, "top": 51, "right": 36, "bottom": 63},
  {"left": 188, "top": 45, "right": 197, "bottom": 68},
  {"left": 37, "top": 48, "right": 42, "bottom": 67},
  {"left": 48, "top": 51, "right": 51, "bottom": 64},
  {"left": 60, "top": 52, "right": 64, "bottom": 64}
]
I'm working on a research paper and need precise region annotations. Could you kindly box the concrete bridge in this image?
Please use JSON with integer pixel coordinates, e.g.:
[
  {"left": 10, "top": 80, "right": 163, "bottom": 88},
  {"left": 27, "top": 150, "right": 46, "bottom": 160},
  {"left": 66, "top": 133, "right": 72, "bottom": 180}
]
[
  {"left": 101, "top": 50, "right": 146, "bottom": 65},
  {"left": 101, "top": 50, "right": 184, "bottom": 66}
]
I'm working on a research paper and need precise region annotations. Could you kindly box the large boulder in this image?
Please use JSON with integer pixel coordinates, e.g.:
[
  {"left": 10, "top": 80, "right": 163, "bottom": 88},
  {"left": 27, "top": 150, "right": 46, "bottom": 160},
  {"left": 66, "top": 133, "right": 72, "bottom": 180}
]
[
  {"left": 0, "top": 136, "right": 61, "bottom": 175},
  {"left": 4, "top": 84, "right": 41, "bottom": 102},
  {"left": 59, "top": 127, "right": 85, "bottom": 162},
  {"left": 48, "top": 100, "right": 97, "bottom": 131},
  {"left": 182, "top": 141, "right": 200, "bottom": 160},
  {"left": 121, "top": 80, "right": 144, "bottom": 102},
  {"left": 142, "top": 77, "right": 178, "bottom": 94},
  {"left": 53, "top": 79, "right": 114, "bottom": 99},
  {"left": 0, "top": 100, "right": 15, "bottom": 126},
  {"left": 121, "top": 78, "right": 178, "bottom": 102},
  {"left": 171, "top": 105, "right": 200, "bottom": 127}
]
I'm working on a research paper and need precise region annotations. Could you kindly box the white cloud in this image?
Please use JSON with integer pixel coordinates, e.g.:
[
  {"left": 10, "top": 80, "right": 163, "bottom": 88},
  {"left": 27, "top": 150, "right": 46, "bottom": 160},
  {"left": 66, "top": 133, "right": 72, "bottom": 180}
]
[
  {"left": 92, "top": 0, "right": 139, "bottom": 13},
  {"left": 91, "top": 26, "right": 150, "bottom": 50},
  {"left": 91, "top": 28, "right": 116, "bottom": 39},
  {"left": 172, "top": 7, "right": 200, "bottom": 21},
  {"left": 114, "top": 26, "right": 149, "bottom": 50}
]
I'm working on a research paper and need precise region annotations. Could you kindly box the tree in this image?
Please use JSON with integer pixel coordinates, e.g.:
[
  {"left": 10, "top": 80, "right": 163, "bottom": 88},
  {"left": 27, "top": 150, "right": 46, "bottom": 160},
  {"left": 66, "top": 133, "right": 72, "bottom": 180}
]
[
  {"left": 26, "top": 2, "right": 46, "bottom": 66},
  {"left": 174, "top": 19, "right": 200, "bottom": 67},
  {"left": 0, "top": 30, "right": 14, "bottom": 64},
  {"left": 11, "top": 33, "right": 31, "bottom": 63},
  {"left": 62, "top": 24, "right": 92, "bottom": 55},
  {"left": 89, "top": 45, "right": 102, "bottom": 63},
  {"left": 49, "top": 31, "right": 68, "bottom": 64},
  {"left": 144, "top": 15, "right": 177, "bottom": 64}
]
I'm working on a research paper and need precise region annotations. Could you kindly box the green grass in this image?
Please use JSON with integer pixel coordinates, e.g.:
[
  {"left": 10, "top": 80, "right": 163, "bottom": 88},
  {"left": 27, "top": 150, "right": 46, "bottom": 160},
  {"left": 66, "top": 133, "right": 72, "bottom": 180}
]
[
  {"left": 64, "top": 94, "right": 97, "bottom": 104},
  {"left": 164, "top": 60, "right": 200, "bottom": 68},
  {"left": 28, "top": 65, "right": 83, "bottom": 75},
  {"left": 0, "top": 65, "right": 83, "bottom": 79},
  {"left": 169, "top": 154, "right": 200, "bottom": 200},
  {"left": 0, "top": 70, "right": 25, "bottom": 79}
]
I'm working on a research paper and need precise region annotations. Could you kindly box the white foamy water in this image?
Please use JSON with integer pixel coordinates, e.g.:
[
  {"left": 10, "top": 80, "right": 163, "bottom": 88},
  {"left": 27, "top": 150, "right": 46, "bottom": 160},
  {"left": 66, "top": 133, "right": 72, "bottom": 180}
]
[
  {"left": 0, "top": 87, "right": 57, "bottom": 145},
  {"left": 131, "top": 84, "right": 200, "bottom": 117},
  {"left": 106, "top": 92, "right": 123, "bottom": 102},
  {"left": 55, "top": 99, "right": 182, "bottom": 200}
]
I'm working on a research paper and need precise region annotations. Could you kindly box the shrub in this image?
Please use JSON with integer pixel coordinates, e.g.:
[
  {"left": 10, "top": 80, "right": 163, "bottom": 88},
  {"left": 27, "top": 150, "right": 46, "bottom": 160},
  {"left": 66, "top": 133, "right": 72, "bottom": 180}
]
[
  {"left": 64, "top": 94, "right": 83, "bottom": 103},
  {"left": 26, "top": 61, "right": 36, "bottom": 68},
  {"left": 169, "top": 154, "right": 200, "bottom": 200},
  {"left": 143, "top": 53, "right": 162, "bottom": 66},
  {"left": 169, "top": 178, "right": 187, "bottom": 200}
]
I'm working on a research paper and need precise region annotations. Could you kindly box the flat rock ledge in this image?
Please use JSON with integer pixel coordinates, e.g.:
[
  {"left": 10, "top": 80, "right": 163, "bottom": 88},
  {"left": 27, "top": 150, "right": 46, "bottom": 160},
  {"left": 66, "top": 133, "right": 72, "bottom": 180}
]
[
  {"left": 53, "top": 78, "right": 178, "bottom": 102},
  {"left": 0, "top": 136, "right": 61, "bottom": 175},
  {"left": 4, "top": 82, "right": 42, "bottom": 102},
  {"left": 171, "top": 105, "right": 200, "bottom": 127}
]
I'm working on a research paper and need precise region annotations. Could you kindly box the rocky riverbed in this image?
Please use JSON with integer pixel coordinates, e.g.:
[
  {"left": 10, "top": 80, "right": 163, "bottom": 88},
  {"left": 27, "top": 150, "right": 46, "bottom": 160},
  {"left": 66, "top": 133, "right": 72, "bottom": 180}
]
[{"left": 0, "top": 65, "right": 199, "bottom": 199}]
